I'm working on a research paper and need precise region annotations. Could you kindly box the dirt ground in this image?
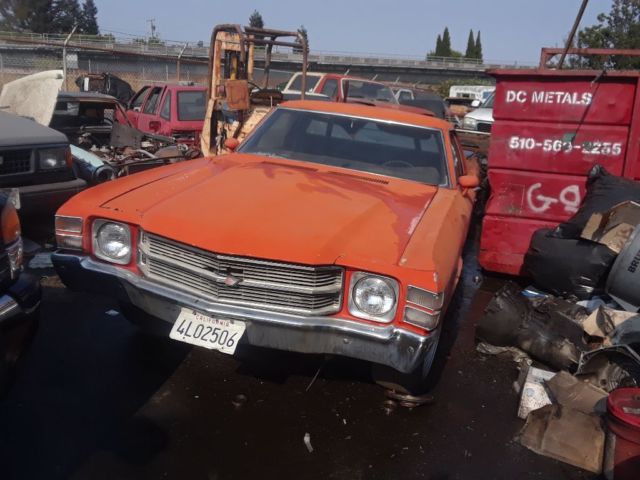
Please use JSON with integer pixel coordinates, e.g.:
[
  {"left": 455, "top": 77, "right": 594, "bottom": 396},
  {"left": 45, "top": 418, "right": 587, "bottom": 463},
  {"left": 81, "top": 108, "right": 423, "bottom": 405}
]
[{"left": 0, "top": 240, "right": 598, "bottom": 480}]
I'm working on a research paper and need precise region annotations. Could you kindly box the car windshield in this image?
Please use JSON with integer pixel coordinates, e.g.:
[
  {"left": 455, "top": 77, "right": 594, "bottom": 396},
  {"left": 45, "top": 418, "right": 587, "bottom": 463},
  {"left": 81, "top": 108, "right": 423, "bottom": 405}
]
[
  {"left": 238, "top": 108, "right": 448, "bottom": 186},
  {"left": 345, "top": 80, "right": 397, "bottom": 103},
  {"left": 177, "top": 91, "right": 206, "bottom": 121},
  {"left": 482, "top": 93, "right": 495, "bottom": 108}
]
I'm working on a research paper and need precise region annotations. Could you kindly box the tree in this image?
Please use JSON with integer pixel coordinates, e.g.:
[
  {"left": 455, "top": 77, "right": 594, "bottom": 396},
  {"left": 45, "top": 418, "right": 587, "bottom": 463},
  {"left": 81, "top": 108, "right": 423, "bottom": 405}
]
[
  {"left": 475, "top": 30, "right": 483, "bottom": 61},
  {"left": 577, "top": 0, "right": 640, "bottom": 69},
  {"left": 51, "top": 0, "right": 82, "bottom": 33},
  {"left": 465, "top": 29, "right": 475, "bottom": 58},
  {"left": 434, "top": 34, "right": 443, "bottom": 56},
  {"left": 249, "top": 10, "right": 264, "bottom": 29},
  {"left": 0, "top": 0, "right": 56, "bottom": 33},
  {"left": 294, "top": 24, "right": 308, "bottom": 54},
  {"left": 441, "top": 27, "right": 452, "bottom": 57},
  {"left": 80, "top": 0, "right": 98, "bottom": 35}
]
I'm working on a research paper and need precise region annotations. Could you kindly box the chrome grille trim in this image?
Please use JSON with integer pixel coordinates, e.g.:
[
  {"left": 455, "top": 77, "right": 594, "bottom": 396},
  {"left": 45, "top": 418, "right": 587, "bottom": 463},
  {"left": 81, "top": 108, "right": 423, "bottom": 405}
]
[{"left": 138, "top": 231, "right": 344, "bottom": 316}]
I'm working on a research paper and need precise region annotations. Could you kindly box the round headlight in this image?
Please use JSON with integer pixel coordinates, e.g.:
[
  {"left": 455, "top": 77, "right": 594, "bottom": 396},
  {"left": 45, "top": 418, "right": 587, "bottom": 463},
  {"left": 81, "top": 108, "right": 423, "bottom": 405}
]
[
  {"left": 96, "top": 222, "right": 131, "bottom": 262},
  {"left": 353, "top": 276, "right": 396, "bottom": 316}
]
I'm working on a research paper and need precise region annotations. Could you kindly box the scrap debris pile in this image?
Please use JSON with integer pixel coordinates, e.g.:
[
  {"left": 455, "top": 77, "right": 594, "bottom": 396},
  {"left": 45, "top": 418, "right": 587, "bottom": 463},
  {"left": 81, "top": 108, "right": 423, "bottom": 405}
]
[
  {"left": 84, "top": 129, "right": 201, "bottom": 179},
  {"left": 477, "top": 165, "right": 640, "bottom": 476}
]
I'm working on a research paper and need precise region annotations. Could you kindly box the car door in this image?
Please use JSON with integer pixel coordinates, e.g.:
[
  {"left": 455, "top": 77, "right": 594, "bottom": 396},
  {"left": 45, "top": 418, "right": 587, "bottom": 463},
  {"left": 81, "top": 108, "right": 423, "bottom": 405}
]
[
  {"left": 125, "top": 86, "right": 151, "bottom": 127},
  {"left": 136, "top": 86, "right": 164, "bottom": 134}
]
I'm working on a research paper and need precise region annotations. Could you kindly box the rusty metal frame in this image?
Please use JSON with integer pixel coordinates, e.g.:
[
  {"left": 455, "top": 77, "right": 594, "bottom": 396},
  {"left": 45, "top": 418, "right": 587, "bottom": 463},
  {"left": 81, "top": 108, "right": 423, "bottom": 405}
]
[
  {"left": 540, "top": 47, "right": 640, "bottom": 68},
  {"left": 206, "top": 24, "right": 308, "bottom": 100}
]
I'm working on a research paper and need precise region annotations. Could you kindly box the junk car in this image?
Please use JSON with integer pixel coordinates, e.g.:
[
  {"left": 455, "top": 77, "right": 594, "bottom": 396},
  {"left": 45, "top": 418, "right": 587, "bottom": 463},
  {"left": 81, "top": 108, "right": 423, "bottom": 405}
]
[
  {"left": 0, "top": 111, "right": 85, "bottom": 219},
  {"left": 52, "top": 100, "right": 479, "bottom": 394},
  {"left": 0, "top": 193, "right": 41, "bottom": 396}
]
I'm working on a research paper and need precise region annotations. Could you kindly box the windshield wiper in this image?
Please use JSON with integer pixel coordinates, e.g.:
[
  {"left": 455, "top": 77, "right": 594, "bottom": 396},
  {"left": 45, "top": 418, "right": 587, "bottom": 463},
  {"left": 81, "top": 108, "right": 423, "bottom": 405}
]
[{"left": 248, "top": 151, "right": 290, "bottom": 159}]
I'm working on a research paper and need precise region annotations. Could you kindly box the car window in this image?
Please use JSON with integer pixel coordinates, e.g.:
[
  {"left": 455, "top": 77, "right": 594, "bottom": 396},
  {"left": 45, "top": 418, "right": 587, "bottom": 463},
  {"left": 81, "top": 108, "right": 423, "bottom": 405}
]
[
  {"left": 482, "top": 93, "right": 495, "bottom": 108},
  {"left": 289, "top": 74, "right": 321, "bottom": 93},
  {"left": 239, "top": 108, "right": 448, "bottom": 186},
  {"left": 160, "top": 92, "right": 171, "bottom": 120},
  {"left": 177, "top": 91, "right": 206, "bottom": 121},
  {"left": 450, "top": 132, "right": 465, "bottom": 177},
  {"left": 398, "top": 91, "right": 413, "bottom": 102},
  {"left": 142, "top": 87, "right": 163, "bottom": 114},
  {"left": 320, "top": 79, "right": 338, "bottom": 98},
  {"left": 130, "top": 86, "right": 150, "bottom": 109}
]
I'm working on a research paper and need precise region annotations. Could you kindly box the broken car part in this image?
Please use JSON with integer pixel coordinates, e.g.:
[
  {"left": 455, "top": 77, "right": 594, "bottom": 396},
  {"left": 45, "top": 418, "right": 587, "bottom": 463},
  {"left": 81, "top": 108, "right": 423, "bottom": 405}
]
[{"left": 477, "top": 282, "right": 589, "bottom": 370}]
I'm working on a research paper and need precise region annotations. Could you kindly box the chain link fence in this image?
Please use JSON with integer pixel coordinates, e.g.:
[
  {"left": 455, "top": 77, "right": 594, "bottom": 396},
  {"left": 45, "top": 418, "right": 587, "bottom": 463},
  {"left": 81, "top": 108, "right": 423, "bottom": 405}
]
[{"left": 0, "top": 44, "right": 210, "bottom": 93}]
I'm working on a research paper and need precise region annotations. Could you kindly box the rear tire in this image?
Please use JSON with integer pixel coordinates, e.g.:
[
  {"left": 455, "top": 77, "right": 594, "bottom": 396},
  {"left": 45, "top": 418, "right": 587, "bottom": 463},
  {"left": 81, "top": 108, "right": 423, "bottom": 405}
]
[{"left": 371, "top": 327, "right": 441, "bottom": 396}]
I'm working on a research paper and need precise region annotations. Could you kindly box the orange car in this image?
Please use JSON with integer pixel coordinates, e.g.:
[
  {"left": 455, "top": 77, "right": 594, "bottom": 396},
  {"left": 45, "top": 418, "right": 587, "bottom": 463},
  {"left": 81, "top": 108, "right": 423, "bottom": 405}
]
[{"left": 52, "top": 100, "right": 479, "bottom": 394}]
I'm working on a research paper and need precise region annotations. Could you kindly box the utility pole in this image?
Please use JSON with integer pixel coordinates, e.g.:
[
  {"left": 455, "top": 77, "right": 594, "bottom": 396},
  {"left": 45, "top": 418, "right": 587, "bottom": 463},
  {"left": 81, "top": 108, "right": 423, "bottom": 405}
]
[
  {"left": 177, "top": 43, "right": 188, "bottom": 82},
  {"left": 147, "top": 18, "right": 157, "bottom": 40},
  {"left": 62, "top": 24, "right": 78, "bottom": 90}
]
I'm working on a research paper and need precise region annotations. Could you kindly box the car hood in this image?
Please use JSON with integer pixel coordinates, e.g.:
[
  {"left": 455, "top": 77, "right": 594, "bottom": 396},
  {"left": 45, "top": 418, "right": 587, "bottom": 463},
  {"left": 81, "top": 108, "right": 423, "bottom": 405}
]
[
  {"left": 0, "top": 70, "right": 63, "bottom": 126},
  {"left": 100, "top": 154, "right": 438, "bottom": 267},
  {"left": 465, "top": 107, "right": 494, "bottom": 123}
]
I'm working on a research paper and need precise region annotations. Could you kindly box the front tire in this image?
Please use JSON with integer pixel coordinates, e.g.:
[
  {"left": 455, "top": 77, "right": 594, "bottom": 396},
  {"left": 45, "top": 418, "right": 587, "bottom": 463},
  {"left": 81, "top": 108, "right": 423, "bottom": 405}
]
[{"left": 371, "top": 327, "right": 441, "bottom": 396}]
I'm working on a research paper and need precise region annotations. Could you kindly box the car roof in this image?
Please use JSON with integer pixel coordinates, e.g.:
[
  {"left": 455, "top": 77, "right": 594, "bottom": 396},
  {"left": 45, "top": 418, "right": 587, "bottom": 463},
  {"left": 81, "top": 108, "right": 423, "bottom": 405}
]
[
  {"left": 57, "top": 91, "right": 119, "bottom": 102},
  {"left": 279, "top": 100, "right": 452, "bottom": 131},
  {"left": 0, "top": 110, "right": 68, "bottom": 147},
  {"left": 145, "top": 83, "right": 206, "bottom": 91},
  {"left": 323, "top": 73, "right": 387, "bottom": 85}
]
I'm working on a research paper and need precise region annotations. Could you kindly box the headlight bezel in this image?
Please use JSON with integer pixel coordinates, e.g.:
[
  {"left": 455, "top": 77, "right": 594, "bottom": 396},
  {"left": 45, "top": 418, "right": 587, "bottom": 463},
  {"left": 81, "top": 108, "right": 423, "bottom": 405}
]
[
  {"left": 38, "top": 147, "right": 68, "bottom": 170},
  {"left": 92, "top": 219, "right": 132, "bottom": 265},
  {"left": 348, "top": 272, "right": 399, "bottom": 323}
]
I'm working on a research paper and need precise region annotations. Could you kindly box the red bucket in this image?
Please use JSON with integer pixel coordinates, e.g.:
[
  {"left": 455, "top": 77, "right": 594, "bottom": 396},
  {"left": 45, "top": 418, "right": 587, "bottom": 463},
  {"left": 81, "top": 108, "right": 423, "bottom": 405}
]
[{"left": 605, "top": 388, "right": 640, "bottom": 480}]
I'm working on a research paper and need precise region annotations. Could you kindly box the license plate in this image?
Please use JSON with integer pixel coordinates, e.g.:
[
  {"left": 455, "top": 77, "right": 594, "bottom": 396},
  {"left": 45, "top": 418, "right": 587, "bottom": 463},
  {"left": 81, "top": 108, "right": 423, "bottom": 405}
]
[{"left": 170, "top": 308, "right": 246, "bottom": 355}]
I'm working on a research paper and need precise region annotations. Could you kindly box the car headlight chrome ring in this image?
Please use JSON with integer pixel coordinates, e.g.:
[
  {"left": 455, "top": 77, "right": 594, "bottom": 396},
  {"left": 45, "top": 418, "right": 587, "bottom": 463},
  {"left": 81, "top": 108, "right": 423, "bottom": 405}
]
[
  {"left": 348, "top": 272, "right": 399, "bottom": 323},
  {"left": 92, "top": 220, "right": 131, "bottom": 265}
]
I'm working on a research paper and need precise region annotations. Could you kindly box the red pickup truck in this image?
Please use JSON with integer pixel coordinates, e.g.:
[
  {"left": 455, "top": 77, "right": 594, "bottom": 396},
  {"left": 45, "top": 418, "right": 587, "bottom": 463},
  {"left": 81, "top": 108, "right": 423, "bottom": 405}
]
[
  {"left": 282, "top": 73, "right": 433, "bottom": 117},
  {"left": 117, "top": 83, "right": 207, "bottom": 145}
]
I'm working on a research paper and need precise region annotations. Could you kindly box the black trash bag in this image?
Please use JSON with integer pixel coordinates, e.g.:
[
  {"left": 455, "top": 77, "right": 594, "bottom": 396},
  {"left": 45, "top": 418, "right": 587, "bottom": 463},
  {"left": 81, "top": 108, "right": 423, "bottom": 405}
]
[
  {"left": 557, "top": 165, "right": 640, "bottom": 239},
  {"left": 477, "top": 282, "right": 590, "bottom": 371},
  {"left": 524, "top": 229, "right": 618, "bottom": 300}
]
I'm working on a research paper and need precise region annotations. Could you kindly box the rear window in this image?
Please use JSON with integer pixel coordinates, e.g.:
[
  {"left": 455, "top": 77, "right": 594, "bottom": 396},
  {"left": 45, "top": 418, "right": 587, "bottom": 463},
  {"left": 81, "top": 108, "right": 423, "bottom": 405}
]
[
  {"left": 177, "top": 91, "right": 206, "bottom": 121},
  {"left": 289, "top": 75, "right": 321, "bottom": 93}
]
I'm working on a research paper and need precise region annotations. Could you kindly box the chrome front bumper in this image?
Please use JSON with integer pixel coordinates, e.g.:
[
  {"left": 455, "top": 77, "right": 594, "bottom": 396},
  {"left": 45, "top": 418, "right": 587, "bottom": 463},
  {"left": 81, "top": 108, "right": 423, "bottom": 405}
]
[{"left": 52, "top": 253, "right": 436, "bottom": 373}]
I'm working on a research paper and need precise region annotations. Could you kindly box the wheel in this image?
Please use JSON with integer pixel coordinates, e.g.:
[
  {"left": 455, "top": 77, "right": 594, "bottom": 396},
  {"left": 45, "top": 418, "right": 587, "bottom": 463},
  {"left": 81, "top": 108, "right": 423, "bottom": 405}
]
[{"left": 371, "top": 327, "right": 442, "bottom": 396}]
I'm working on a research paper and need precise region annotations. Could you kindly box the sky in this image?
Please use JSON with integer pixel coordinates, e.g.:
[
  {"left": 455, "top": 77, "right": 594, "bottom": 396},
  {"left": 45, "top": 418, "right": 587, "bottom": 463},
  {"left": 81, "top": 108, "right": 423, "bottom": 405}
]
[{"left": 93, "top": 0, "right": 614, "bottom": 64}]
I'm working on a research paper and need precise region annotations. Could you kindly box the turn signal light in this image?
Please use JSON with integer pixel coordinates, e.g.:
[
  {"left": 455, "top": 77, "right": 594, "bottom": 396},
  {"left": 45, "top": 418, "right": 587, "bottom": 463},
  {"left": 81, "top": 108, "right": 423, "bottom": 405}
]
[
  {"left": 55, "top": 215, "right": 84, "bottom": 251},
  {"left": 1, "top": 203, "right": 20, "bottom": 244}
]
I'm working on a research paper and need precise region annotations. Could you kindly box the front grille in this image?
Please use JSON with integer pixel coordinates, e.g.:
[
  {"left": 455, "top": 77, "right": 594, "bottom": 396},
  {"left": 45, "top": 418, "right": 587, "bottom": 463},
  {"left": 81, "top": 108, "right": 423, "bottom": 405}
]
[
  {"left": 477, "top": 122, "right": 492, "bottom": 133},
  {"left": 0, "top": 149, "right": 32, "bottom": 175},
  {"left": 139, "top": 232, "right": 344, "bottom": 316}
]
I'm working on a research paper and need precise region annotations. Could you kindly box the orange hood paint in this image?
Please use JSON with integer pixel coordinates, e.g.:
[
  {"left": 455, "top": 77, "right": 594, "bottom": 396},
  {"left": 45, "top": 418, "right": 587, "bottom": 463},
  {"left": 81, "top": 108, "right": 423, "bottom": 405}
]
[{"left": 99, "top": 154, "right": 438, "bottom": 267}]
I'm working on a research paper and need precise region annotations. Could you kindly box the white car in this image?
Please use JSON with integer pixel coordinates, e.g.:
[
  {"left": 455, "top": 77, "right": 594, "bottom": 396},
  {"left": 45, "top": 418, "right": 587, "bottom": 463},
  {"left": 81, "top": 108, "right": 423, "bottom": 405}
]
[{"left": 462, "top": 93, "right": 494, "bottom": 133}]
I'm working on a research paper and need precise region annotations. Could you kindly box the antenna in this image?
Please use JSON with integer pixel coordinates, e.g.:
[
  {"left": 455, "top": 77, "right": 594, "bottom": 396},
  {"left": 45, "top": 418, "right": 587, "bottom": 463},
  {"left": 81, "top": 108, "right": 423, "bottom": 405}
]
[{"left": 146, "top": 18, "right": 157, "bottom": 39}]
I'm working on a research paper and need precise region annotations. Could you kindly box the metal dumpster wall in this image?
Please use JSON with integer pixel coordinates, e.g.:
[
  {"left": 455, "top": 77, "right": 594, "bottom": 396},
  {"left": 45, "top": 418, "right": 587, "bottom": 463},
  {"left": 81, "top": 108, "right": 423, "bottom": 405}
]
[{"left": 480, "top": 69, "right": 640, "bottom": 275}]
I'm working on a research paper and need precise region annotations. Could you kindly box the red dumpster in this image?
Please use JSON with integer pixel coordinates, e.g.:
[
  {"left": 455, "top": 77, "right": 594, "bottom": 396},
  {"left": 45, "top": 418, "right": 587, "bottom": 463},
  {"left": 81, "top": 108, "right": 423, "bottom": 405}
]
[
  {"left": 479, "top": 49, "right": 640, "bottom": 275},
  {"left": 604, "top": 388, "right": 640, "bottom": 480}
]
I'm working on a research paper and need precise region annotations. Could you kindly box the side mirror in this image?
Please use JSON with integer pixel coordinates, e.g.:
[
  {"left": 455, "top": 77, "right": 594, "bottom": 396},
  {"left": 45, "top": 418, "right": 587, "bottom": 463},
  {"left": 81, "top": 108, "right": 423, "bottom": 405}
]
[
  {"left": 471, "top": 99, "right": 481, "bottom": 108},
  {"left": 224, "top": 137, "right": 240, "bottom": 152},
  {"left": 458, "top": 174, "right": 480, "bottom": 189}
]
